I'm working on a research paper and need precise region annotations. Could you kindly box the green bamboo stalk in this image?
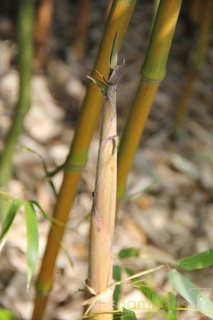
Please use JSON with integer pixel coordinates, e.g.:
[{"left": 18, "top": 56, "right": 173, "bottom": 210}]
[
  {"left": 85, "top": 35, "right": 124, "bottom": 320},
  {"left": 0, "top": 0, "right": 35, "bottom": 216},
  {"left": 116, "top": 0, "right": 183, "bottom": 210},
  {"left": 172, "top": 0, "right": 213, "bottom": 133},
  {"left": 151, "top": 0, "right": 160, "bottom": 29},
  {"left": 31, "top": 2, "right": 136, "bottom": 319}
]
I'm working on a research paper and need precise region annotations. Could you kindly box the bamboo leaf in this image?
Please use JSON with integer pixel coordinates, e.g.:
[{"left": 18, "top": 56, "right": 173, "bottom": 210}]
[
  {"left": 137, "top": 282, "right": 166, "bottom": 311},
  {"left": 0, "top": 309, "right": 19, "bottom": 320},
  {"left": 20, "top": 146, "right": 58, "bottom": 196},
  {"left": 87, "top": 76, "right": 107, "bottom": 95},
  {"left": 24, "top": 201, "right": 39, "bottom": 286},
  {"left": 125, "top": 268, "right": 166, "bottom": 311},
  {"left": 113, "top": 265, "right": 122, "bottom": 318},
  {"left": 30, "top": 200, "right": 52, "bottom": 223},
  {"left": 167, "top": 292, "right": 177, "bottom": 320},
  {"left": 121, "top": 307, "right": 137, "bottom": 320},
  {"left": 118, "top": 247, "right": 140, "bottom": 260},
  {"left": 177, "top": 248, "right": 213, "bottom": 270},
  {"left": 0, "top": 199, "right": 22, "bottom": 242},
  {"left": 169, "top": 269, "right": 213, "bottom": 318}
]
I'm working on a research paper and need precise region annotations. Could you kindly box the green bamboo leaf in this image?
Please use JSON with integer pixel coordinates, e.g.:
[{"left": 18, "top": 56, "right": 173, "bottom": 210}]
[
  {"left": 87, "top": 76, "right": 107, "bottom": 95},
  {"left": 0, "top": 199, "right": 22, "bottom": 242},
  {"left": 30, "top": 200, "right": 75, "bottom": 267},
  {"left": 125, "top": 268, "right": 166, "bottom": 311},
  {"left": 167, "top": 292, "right": 177, "bottom": 320},
  {"left": 20, "top": 146, "right": 58, "bottom": 196},
  {"left": 136, "top": 282, "right": 166, "bottom": 311},
  {"left": 30, "top": 200, "right": 52, "bottom": 223},
  {"left": 177, "top": 248, "right": 213, "bottom": 270},
  {"left": 113, "top": 265, "right": 122, "bottom": 319},
  {"left": 118, "top": 247, "right": 140, "bottom": 260},
  {"left": 24, "top": 201, "right": 39, "bottom": 286},
  {"left": 169, "top": 269, "right": 213, "bottom": 318},
  {"left": 0, "top": 309, "right": 19, "bottom": 320},
  {"left": 121, "top": 307, "right": 137, "bottom": 320}
]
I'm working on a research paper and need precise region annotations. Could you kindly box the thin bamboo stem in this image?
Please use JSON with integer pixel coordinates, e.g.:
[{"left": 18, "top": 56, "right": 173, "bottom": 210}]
[
  {"left": 117, "top": 0, "right": 183, "bottom": 209},
  {"left": 31, "top": 1, "right": 136, "bottom": 319}
]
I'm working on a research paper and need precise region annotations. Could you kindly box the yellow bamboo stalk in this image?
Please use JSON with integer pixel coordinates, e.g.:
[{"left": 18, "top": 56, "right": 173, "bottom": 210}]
[
  {"left": 117, "top": 0, "right": 183, "bottom": 209},
  {"left": 173, "top": 0, "right": 213, "bottom": 133},
  {"left": 31, "top": 1, "right": 136, "bottom": 319},
  {"left": 117, "top": 82, "right": 160, "bottom": 205}
]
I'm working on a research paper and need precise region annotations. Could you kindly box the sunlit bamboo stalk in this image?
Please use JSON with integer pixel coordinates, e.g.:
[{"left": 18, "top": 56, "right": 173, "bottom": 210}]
[
  {"left": 31, "top": 1, "right": 136, "bottom": 319},
  {"left": 117, "top": 0, "right": 183, "bottom": 210}
]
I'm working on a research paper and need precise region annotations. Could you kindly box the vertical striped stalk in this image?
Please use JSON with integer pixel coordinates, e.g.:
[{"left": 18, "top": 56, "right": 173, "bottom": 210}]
[
  {"left": 31, "top": 1, "right": 136, "bottom": 319},
  {"left": 86, "top": 35, "right": 124, "bottom": 320},
  {"left": 117, "top": 0, "right": 183, "bottom": 209},
  {"left": 173, "top": 0, "right": 212, "bottom": 133},
  {"left": 0, "top": 0, "right": 35, "bottom": 193},
  {"left": 34, "top": 0, "right": 53, "bottom": 67}
]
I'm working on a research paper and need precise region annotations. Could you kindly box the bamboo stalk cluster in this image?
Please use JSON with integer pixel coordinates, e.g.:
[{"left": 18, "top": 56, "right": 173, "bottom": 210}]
[{"left": 0, "top": 0, "right": 211, "bottom": 319}]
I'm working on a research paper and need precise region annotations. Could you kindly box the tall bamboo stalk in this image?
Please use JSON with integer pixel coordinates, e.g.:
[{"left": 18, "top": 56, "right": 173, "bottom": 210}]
[
  {"left": 173, "top": 0, "right": 213, "bottom": 133},
  {"left": 0, "top": 0, "right": 35, "bottom": 215},
  {"left": 31, "top": 1, "right": 136, "bottom": 319},
  {"left": 117, "top": 0, "right": 183, "bottom": 209},
  {"left": 85, "top": 35, "right": 123, "bottom": 320}
]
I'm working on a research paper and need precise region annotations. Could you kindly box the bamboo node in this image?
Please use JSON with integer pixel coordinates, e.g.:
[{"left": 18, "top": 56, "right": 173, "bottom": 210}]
[
  {"left": 141, "top": 72, "right": 163, "bottom": 84},
  {"left": 64, "top": 162, "right": 86, "bottom": 172}
]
